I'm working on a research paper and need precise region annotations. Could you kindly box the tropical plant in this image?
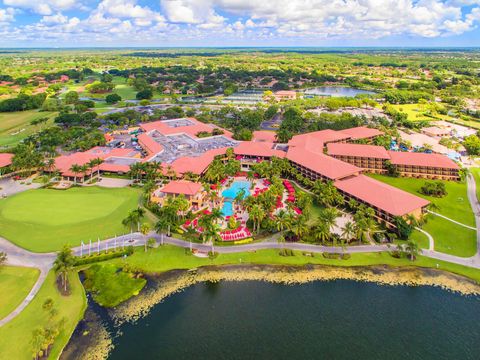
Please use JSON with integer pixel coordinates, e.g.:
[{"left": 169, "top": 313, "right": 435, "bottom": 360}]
[{"left": 53, "top": 245, "right": 75, "bottom": 293}]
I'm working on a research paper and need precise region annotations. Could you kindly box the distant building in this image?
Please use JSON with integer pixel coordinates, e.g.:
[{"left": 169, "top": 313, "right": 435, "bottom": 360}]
[{"left": 273, "top": 90, "right": 298, "bottom": 101}]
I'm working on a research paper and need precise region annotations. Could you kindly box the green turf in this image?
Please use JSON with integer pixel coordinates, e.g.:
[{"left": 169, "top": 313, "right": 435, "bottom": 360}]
[
  {"left": 83, "top": 263, "right": 146, "bottom": 307},
  {"left": 0, "top": 110, "right": 57, "bottom": 147},
  {"left": 469, "top": 167, "right": 480, "bottom": 202},
  {"left": 0, "top": 266, "right": 39, "bottom": 320},
  {"left": 0, "top": 270, "right": 86, "bottom": 360},
  {"left": 0, "top": 186, "right": 142, "bottom": 252},
  {"left": 369, "top": 174, "right": 476, "bottom": 257},
  {"left": 409, "top": 230, "right": 430, "bottom": 250},
  {"left": 108, "top": 245, "right": 480, "bottom": 283}
]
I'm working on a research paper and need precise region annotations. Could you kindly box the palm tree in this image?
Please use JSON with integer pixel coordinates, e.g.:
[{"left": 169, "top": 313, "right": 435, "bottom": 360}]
[
  {"left": 155, "top": 217, "right": 170, "bottom": 245},
  {"left": 210, "top": 208, "right": 223, "bottom": 224},
  {"left": 405, "top": 240, "right": 421, "bottom": 261},
  {"left": 313, "top": 221, "right": 330, "bottom": 244},
  {"left": 322, "top": 207, "right": 339, "bottom": 232},
  {"left": 341, "top": 221, "right": 355, "bottom": 243},
  {"left": 140, "top": 223, "right": 151, "bottom": 252},
  {"left": 122, "top": 212, "right": 137, "bottom": 233},
  {"left": 53, "top": 245, "right": 75, "bottom": 293},
  {"left": 69, "top": 164, "right": 82, "bottom": 184},
  {"left": 290, "top": 216, "right": 309, "bottom": 240},
  {"left": 132, "top": 207, "right": 146, "bottom": 231},
  {"left": 249, "top": 204, "right": 265, "bottom": 233},
  {"left": 276, "top": 209, "right": 291, "bottom": 232}
]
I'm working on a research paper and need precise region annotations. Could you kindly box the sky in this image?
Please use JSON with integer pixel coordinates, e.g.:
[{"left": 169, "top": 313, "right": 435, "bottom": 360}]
[{"left": 0, "top": 0, "right": 480, "bottom": 47}]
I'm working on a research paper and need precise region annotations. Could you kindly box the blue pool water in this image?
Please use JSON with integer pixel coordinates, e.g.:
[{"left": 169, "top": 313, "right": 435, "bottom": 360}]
[
  {"left": 221, "top": 201, "right": 233, "bottom": 217},
  {"left": 222, "top": 181, "right": 250, "bottom": 199},
  {"left": 221, "top": 181, "right": 250, "bottom": 216}
]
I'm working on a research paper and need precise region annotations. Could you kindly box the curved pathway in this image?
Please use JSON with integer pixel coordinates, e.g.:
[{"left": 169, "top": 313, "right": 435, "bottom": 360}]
[{"left": 2, "top": 173, "right": 480, "bottom": 326}]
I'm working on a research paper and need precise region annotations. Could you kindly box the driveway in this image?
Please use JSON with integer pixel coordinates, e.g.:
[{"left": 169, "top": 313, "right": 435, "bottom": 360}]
[{"left": 0, "top": 178, "right": 42, "bottom": 197}]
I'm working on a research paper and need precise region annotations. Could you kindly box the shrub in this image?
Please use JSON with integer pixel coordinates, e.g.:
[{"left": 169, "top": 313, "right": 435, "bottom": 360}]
[
  {"left": 74, "top": 247, "right": 133, "bottom": 266},
  {"left": 322, "top": 253, "right": 341, "bottom": 259},
  {"left": 208, "top": 251, "right": 219, "bottom": 260}
]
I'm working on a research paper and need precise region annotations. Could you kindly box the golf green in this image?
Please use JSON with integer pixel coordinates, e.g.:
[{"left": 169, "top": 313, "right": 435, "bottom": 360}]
[{"left": 0, "top": 187, "right": 141, "bottom": 252}]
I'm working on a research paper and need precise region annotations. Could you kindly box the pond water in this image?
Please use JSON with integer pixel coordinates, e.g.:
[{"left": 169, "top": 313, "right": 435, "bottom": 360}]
[
  {"left": 107, "top": 280, "right": 480, "bottom": 360},
  {"left": 305, "top": 86, "right": 376, "bottom": 97}
]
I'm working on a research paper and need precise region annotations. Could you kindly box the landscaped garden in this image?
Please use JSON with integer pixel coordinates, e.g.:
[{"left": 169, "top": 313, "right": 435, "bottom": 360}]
[
  {"left": 370, "top": 174, "right": 477, "bottom": 257},
  {"left": 0, "top": 186, "right": 142, "bottom": 252},
  {"left": 0, "top": 266, "right": 39, "bottom": 320}
]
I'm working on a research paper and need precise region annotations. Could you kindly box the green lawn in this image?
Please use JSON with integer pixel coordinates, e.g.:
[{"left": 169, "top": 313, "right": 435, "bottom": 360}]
[
  {"left": 409, "top": 230, "right": 430, "bottom": 250},
  {"left": 469, "top": 167, "right": 480, "bottom": 202},
  {"left": 0, "top": 110, "right": 57, "bottom": 148},
  {"left": 108, "top": 245, "right": 480, "bottom": 283},
  {"left": 0, "top": 186, "right": 142, "bottom": 252},
  {"left": 369, "top": 174, "right": 476, "bottom": 257},
  {"left": 83, "top": 263, "right": 146, "bottom": 307},
  {"left": 0, "top": 266, "right": 39, "bottom": 320},
  {"left": 0, "top": 270, "right": 86, "bottom": 360}
]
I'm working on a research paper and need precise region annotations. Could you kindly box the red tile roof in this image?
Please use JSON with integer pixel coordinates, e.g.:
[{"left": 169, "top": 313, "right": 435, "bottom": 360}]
[
  {"left": 339, "top": 126, "right": 383, "bottom": 140},
  {"left": 0, "top": 153, "right": 13, "bottom": 168},
  {"left": 168, "top": 147, "right": 228, "bottom": 176},
  {"left": 252, "top": 131, "right": 277, "bottom": 143},
  {"left": 289, "top": 130, "right": 350, "bottom": 149},
  {"left": 387, "top": 151, "right": 459, "bottom": 169},
  {"left": 138, "top": 133, "right": 164, "bottom": 156},
  {"left": 234, "top": 141, "right": 285, "bottom": 158},
  {"left": 286, "top": 146, "right": 361, "bottom": 180},
  {"left": 327, "top": 143, "right": 390, "bottom": 159},
  {"left": 159, "top": 180, "right": 202, "bottom": 196},
  {"left": 140, "top": 117, "right": 233, "bottom": 139},
  {"left": 334, "top": 175, "right": 430, "bottom": 216}
]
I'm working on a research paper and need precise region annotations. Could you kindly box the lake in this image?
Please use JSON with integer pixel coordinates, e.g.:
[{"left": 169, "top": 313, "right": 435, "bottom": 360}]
[
  {"left": 106, "top": 280, "right": 480, "bottom": 360},
  {"left": 305, "top": 86, "right": 376, "bottom": 97}
]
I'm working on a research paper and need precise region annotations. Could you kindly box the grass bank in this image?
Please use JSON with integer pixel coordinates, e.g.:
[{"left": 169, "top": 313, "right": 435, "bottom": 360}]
[
  {"left": 107, "top": 245, "right": 480, "bottom": 284},
  {"left": 0, "top": 186, "right": 143, "bottom": 252},
  {"left": 0, "top": 270, "right": 86, "bottom": 360},
  {"left": 0, "top": 266, "right": 39, "bottom": 320}
]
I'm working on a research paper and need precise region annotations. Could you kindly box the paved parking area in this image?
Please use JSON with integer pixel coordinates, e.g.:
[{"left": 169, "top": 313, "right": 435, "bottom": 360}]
[
  {"left": 0, "top": 178, "right": 42, "bottom": 197},
  {"left": 96, "top": 177, "right": 133, "bottom": 188}
]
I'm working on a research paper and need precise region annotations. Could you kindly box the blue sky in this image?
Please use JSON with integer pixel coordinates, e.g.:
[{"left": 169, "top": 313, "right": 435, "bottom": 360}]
[{"left": 1, "top": 0, "right": 480, "bottom": 47}]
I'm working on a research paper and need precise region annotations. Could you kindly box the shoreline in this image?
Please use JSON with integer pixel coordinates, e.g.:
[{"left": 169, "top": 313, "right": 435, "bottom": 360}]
[{"left": 61, "top": 263, "right": 480, "bottom": 360}]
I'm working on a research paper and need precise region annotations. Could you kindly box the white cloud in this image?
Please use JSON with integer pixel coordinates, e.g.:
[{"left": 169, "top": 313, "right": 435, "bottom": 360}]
[
  {"left": 3, "top": 0, "right": 77, "bottom": 15},
  {"left": 1, "top": 0, "right": 480, "bottom": 44},
  {"left": 0, "top": 7, "right": 14, "bottom": 23}
]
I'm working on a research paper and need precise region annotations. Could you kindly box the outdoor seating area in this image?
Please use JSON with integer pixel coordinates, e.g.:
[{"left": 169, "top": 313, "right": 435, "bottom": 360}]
[
  {"left": 283, "top": 180, "right": 296, "bottom": 202},
  {"left": 220, "top": 226, "right": 252, "bottom": 241}
]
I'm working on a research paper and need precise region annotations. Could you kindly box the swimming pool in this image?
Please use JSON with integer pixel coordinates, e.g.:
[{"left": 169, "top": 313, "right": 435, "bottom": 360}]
[
  {"left": 221, "top": 181, "right": 250, "bottom": 200},
  {"left": 221, "top": 181, "right": 250, "bottom": 217},
  {"left": 221, "top": 201, "right": 234, "bottom": 217}
]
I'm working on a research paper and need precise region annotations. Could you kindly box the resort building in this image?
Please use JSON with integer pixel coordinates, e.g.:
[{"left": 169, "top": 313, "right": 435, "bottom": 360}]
[
  {"left": 421, "top": 126, "right": 451, "bottom": 138},
  {"left": 335, "top": 175, "right": 430, "bottom": 227},
  {"left": 234, "top": 141, "right": 286, "bottom": 171},
  {"left": 387, "top": 151, "right": 460, "bottom": 181},
  {"left": 48, "top": 118, "right": 459, "bottom": 226},
  {"left": 326, "top": 143, "right": 389, "bottom": 174},
  {"left": 151, "top": 180, "right": 206, "bottom": 211},
  {"left": 340, "top": 126, "right": 384, "bottom": 143},
  {"left": 0, "top": 153, "right": 13, "bottom": 175}
]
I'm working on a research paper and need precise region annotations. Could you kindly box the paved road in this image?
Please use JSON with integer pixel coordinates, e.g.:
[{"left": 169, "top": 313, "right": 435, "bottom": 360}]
[{"left": 2, "top": 173, "right": 480, "bottom": 326}]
